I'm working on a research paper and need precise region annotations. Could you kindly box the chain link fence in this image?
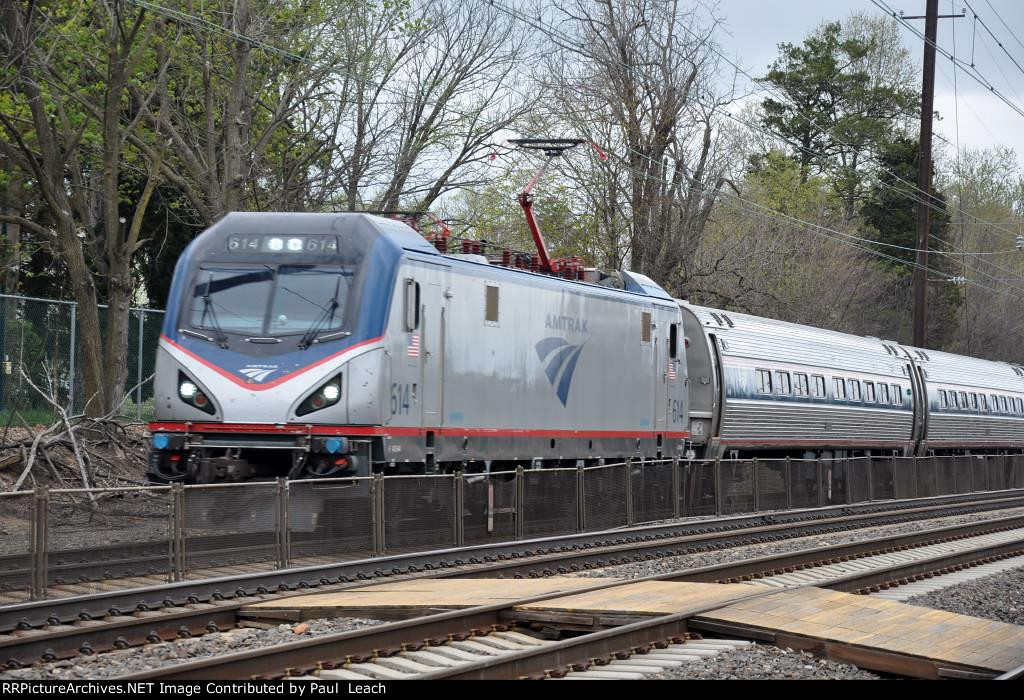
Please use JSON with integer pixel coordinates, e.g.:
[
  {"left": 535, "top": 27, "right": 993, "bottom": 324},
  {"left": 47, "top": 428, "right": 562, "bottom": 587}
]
[
  {"left": 5, "top": 453, "right": 1024, "bottom": 601},
  {"left": 0, "top": 293, "right": 163, "bottom": 423}
]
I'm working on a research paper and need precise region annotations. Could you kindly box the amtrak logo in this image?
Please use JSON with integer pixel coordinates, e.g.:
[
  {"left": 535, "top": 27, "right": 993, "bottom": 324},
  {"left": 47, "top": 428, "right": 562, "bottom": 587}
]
[
  {"left": 535, "top": 337, "right": 585, "bottom": 406},
  {"left": 239, "top": 365, "right": 278, "bottom": 383}
]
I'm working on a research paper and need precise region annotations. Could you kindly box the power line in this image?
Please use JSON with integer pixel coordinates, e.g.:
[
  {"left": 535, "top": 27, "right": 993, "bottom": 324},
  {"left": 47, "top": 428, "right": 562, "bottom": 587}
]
[
  {"left": 984, "top": 0, "right": 1024, "bottom": 55},
  {"left": 964, "top": 0, "right": 1024, "bottom": 80},
  {"left": 871, "top": 0, "right": 1024, "bottom": 120}
]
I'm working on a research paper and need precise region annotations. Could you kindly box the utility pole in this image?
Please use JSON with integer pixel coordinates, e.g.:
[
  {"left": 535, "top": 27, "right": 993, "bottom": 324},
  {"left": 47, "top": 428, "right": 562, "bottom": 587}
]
[
  {"left": 912, "top": 0, "right": 938, "bottom": 348},
  {"left": 903, "top": 1, "right": 963, "bottom": 348}
]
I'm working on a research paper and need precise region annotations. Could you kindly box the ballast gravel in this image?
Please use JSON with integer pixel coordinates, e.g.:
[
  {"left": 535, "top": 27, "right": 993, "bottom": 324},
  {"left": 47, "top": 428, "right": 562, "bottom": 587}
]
[
  {"left": 905, "top": 565, "right": 1024, "bottom": 626},
  {"left": 567, "top": 506, "right": 1024, "bottom": 579},
  {"left": 0, "top": 617, "right": 384, "bottom": 680},
  {"left": 642, "top": 643, "right": 881, "bottom": 680}
]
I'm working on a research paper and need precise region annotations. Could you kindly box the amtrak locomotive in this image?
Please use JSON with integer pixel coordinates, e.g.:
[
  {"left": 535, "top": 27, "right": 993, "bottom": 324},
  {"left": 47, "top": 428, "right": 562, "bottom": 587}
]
[{"left": 147, "top": 212, "right": 689, "bottom": 483}]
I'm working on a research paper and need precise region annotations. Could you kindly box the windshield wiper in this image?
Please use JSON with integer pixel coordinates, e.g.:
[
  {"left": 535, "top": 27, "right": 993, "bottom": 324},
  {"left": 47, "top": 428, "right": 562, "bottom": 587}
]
[
  {"left": 297, "top": 275, "right": 344, "bottom": 350},
  {"left": 199, "top": 273, "right": 230, "bottom": 348}
]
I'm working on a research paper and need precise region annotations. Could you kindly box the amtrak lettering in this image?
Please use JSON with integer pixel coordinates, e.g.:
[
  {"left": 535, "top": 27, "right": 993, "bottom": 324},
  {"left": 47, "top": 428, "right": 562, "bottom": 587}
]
[
  {"left": 545, "top": 314, "right": 588, "bottom": 334},
  {"left": 535, "top": 337, "right": 585, "bottom": 407}
]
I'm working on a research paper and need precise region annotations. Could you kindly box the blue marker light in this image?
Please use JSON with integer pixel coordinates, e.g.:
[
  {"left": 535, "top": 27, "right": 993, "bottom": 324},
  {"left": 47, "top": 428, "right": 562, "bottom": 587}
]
[
  {"left": 325, "top": 438, "right": 342, "bottom": 454},
  {"left": 152, "top": 434, "right": 170, "bottom": 450}
]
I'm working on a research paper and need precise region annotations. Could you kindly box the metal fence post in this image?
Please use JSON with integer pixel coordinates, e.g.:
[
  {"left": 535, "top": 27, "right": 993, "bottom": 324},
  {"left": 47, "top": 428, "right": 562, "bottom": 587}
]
[
  {"left": 372, "top": 473, "right": 385, "bottom": 556},
  {"left": 454, "top": 471, "right": 465, "bottom": 547},
  {"left": 784, "top": 457, "right": 792, "bottom": 510},
  {"left": 671, "top": 456, "right": 680, "bottom": 519},
  {"left": 30, "top": 486, "right": 48, "bottom": 600},
  {"left": 576, "top": 464, "right": 585, "bottom": 533},
  {"left": 752, "top": 458, "right": 760, "bottom": 512},
  {"left": 170, "top": 482, "right": 185, "bottom": 581},
  {"left": 514, "top": 466, "right": 524, "bottom": 540},
  {"left": 136, "top": 311, "right": 145, "bottom": 420},
  {"left": 817, "top": 458, "right": 824, "bottom": 507},
  {"left": 626, "top": 457, "right": 635, "bottom": 525},
  {"left": 68, "top": 303, "right": 76, "bottom": 412},
  {"left": 714, "top": 458, "right": 722, "bottom": 516},
  {"left": 276, "top": 477, "right": 289, "bottom": 569}
]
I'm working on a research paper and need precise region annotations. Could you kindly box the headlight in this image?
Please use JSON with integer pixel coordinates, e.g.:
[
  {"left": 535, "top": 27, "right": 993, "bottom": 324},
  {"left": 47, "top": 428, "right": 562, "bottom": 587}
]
[
  {"left": 296, "top": 375, "right": 343, "bottom": 416},
  {"left": 177, "top": 372, "right": 215, "bottom": 415}
]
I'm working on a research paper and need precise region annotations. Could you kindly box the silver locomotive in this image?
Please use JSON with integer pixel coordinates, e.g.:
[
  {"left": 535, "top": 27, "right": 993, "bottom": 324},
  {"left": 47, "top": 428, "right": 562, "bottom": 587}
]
[{"left": 147, "top": 212, "right": 689, "bottom": 483}]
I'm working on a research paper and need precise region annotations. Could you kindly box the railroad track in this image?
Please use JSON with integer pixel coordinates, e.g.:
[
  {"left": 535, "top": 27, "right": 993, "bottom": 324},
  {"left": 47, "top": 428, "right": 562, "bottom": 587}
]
[
  {"left": 112, "top": 516, "right": 1024, "bottom": 681},
  {"left": 5, "top": 500, "right": 1024, "bottom": 674}
]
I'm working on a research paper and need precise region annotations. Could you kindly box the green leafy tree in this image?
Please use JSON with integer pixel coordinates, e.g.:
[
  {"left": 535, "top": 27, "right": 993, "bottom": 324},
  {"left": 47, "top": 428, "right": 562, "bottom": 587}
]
[
  {"left": 861, "top": 137, "right": 961, "bottom": 346},
  {"left": 761, "top": 18, "right": 917, "bottom": 217}
]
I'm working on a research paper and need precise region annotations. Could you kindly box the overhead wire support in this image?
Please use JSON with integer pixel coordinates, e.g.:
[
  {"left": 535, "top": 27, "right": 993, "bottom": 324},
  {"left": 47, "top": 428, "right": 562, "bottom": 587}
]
[{"left": 509, "top": 139, "right": 586, "bottom": 273}]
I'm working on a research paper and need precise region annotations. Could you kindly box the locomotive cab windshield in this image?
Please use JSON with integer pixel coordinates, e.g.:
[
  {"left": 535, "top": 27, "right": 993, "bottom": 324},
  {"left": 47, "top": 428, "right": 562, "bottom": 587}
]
[{"left": 188, "top": 263, "right": 355, "bottom": 348}]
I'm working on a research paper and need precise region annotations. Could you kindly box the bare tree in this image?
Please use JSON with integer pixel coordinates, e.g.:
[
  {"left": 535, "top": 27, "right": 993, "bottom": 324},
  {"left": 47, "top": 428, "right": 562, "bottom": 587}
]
[{"left": 544, "top": 0, "right": 736, "bottom": 292}]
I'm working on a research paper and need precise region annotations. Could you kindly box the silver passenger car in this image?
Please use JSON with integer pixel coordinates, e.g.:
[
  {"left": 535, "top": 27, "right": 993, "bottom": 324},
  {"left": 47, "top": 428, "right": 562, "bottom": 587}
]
[
  {"left": 907, "top": 347, "right": 1024, "bottom": 451},
  {"left": 682, "top": 302, "right": 1024, "bottom": 458}
]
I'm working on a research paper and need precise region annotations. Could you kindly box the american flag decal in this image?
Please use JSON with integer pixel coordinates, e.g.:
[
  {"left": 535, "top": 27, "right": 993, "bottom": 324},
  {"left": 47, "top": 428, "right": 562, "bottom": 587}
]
[
  {"left": 407, "top": 333, "right": 420, "bottom": 358},
  {"left": 667, "top": 361, "right": 676, "bottom": 381}
]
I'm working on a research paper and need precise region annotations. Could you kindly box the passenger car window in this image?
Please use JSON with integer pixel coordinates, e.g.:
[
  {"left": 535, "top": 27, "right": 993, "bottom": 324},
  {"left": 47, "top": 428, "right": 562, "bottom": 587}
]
[
  {"left": 795, "top": 373, "right": 810, "bottom": 396},
  {"left": 834, "top": 378, "right": 846, "bottom": 400},
  {"left": 641, "top": 312, "right": 651, "bottom": 343},
  {"left": 971, "top": 393, "right": 978, "bottom": 410},
  {"left": 864, "top": 382, "right": 875, "bottom": 402},
  {"left": 892, "top": 384, "right": 902, "bottom": 405},
  {"left": 813, "top": 375, "right": 826, "bottom": 397},
  {"left": 775, "top": 371, "right": 791, "bottom": 395},
  {"left": 849, "top": 379, "right": 861, "bottom": 401},
  {"left": 939, "top": 390, "right": 948, "bottom": 408},
  {"left": 756, "top": 369, "right": 772, "bottom": 394},
  {"left": 981, "top": 395, "right": 989, "bottom": 412},
  {"left": 880, "top": 384, "right": 890, "bottom": 404}
]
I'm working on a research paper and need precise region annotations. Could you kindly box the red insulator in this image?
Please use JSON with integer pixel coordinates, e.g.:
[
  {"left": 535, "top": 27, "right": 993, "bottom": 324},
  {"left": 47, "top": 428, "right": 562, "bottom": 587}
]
[
  {"left": 472, "top": 241, "right": 483, "bottom": 255},
  {"left": 530, "top": 255, "right": 539, "bottom": 272},
  {"left": 461, "top": 239, "right": 472, "bottom": 254},
  {"left": 502, "top": 249, "right": 511, "bottom": 266},
  {"left": 434, "top": 237, "right": 447, "bottom": 253}
]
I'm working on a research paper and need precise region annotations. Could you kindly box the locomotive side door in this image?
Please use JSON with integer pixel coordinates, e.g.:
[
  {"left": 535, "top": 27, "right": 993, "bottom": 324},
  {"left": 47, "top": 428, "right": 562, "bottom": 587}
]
[
  {"left": 419, "top": 263, "right": 449, "bottom": 431},
  {"left": 654, "top": 315, "right": 667, "bottom": 431}
]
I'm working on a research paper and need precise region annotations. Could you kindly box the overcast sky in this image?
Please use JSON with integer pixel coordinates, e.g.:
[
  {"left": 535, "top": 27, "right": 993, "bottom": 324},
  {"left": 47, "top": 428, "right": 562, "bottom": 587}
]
[{"left": 714, "top": 0, "right": 1024, "bottom": 167}]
